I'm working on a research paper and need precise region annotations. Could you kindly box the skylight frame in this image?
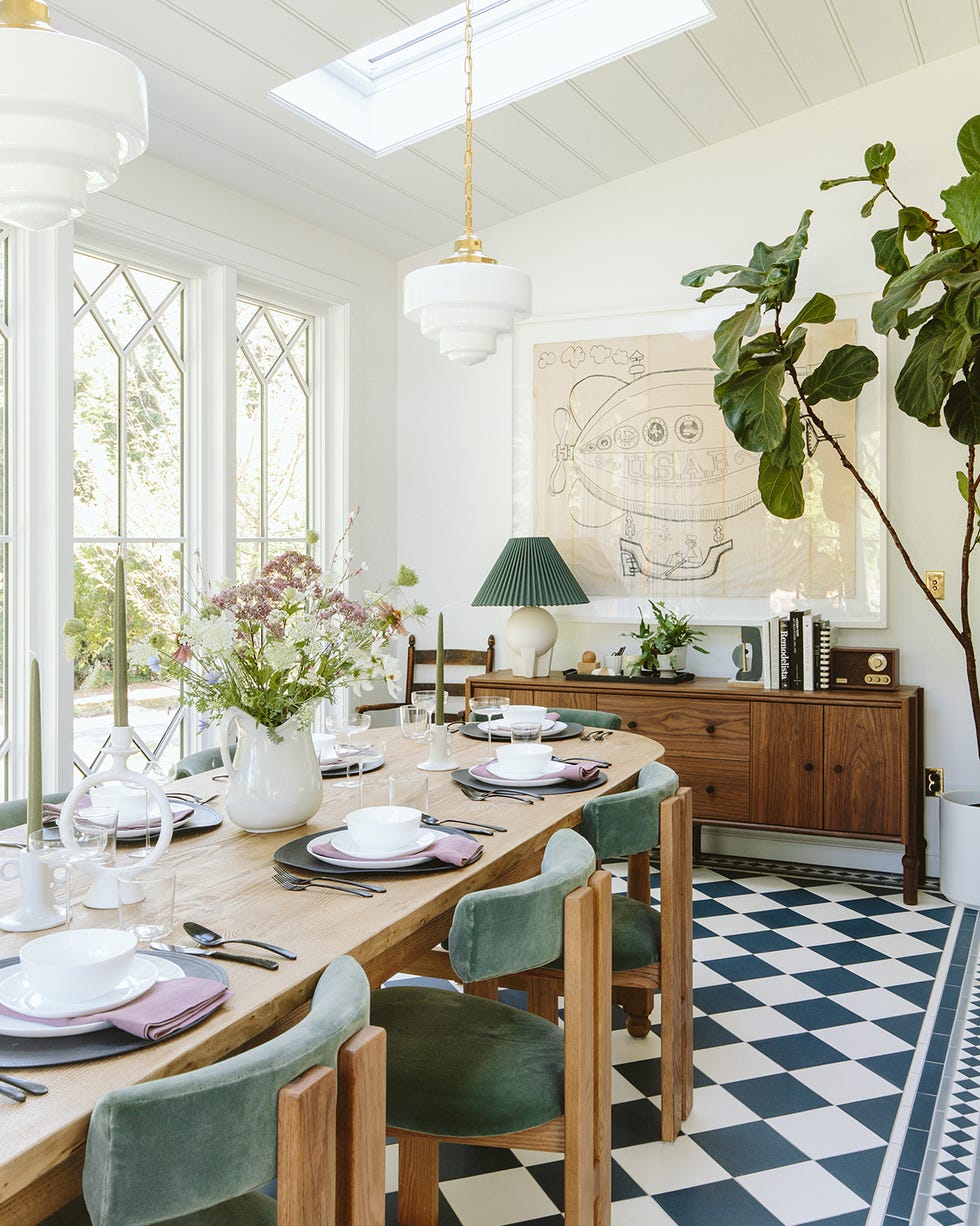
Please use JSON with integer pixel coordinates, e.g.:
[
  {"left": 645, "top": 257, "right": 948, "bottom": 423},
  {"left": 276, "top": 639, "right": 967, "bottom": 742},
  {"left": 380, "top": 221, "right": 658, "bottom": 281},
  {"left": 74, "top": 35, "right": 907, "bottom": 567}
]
[{"left": 270, "top": 0, "right": 715, "bottom": 158}]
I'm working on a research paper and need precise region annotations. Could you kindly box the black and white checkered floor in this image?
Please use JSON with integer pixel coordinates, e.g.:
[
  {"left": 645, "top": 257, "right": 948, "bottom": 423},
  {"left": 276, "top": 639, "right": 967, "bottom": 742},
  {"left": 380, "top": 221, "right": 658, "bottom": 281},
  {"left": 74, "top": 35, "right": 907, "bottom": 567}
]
[{"left": 384, "top": 856, "right": 979, "bottom": 1226}]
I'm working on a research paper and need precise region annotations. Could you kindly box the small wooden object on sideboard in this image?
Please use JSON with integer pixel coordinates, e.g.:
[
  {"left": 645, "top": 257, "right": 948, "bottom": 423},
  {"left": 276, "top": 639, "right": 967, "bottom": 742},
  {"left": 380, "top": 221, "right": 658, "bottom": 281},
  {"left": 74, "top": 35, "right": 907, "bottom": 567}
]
[{"left": 465, "top": 671, "right": 925, "bottom": 904}]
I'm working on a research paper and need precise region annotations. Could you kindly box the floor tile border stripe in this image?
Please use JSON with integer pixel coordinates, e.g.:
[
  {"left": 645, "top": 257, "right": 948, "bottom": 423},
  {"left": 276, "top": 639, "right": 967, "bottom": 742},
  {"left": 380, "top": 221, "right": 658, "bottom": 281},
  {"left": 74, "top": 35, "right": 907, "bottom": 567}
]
[{"left": 866, "top": 903, "right": 969, "bottom": 1225}]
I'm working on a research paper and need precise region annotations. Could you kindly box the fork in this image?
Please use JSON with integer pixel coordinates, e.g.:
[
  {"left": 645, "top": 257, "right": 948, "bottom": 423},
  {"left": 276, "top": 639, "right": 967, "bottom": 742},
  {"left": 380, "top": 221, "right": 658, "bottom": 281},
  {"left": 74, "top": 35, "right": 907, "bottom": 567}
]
[
  {"left": 459, "top": 783, "right": 536, "bottom": 805},
  {"left": 276, "top": 867, "right": 386, "bottom": 894},
  {"left": 272, "top": 869, "right": 376, "bottom": 898}
]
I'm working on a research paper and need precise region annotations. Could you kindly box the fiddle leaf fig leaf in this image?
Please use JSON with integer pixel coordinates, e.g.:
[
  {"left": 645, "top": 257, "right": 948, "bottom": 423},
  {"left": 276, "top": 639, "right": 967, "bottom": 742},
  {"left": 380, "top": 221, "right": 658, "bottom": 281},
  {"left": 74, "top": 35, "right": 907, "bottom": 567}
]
[
  {"left": 748, "top": 212, "right": 812, "bottom": 275},
  {"left": 945, "top": 378, "right": 980, "bottom": 445},
  {"left": 895, "top": 317, "right": 959, "bottom": 424},
  {"left": 786, "top": 292, "right": 837, "bottom": 334},
  {"left": 941, "top": 173, "right": 980, "bottom": 247},
  {"left": 865, "top": 140, "right": 896, "bottom": 183},
  {"left": 958, "top": 468, "right": 971, "bottom": 502},
  {"left": 872, "top": 247, "right": 970, "bottom": 333},
  {"left": 947, "top": 276, "right": 980, "bottom": 332},
  {"left": 872, "top": 227, "right": 910, "bottom": 277},
  {"left": 717, "top": 362, "right": 787, "bottom": 452},
  {"left": 800, "top": 344, "right": 879, "bottom": 404},
  {"left": 898, "top": 206, "right": 936, "bottom": 242},
  {"left": 713, "top": 303, "right": 761, "bottom": 378},
  {"left": 758, "top": 399, "right": 805, "bottom": 518},
  {"left": 681, "top": 263, "right": 750, "bottom": 288},
  {"left": 861, "top": 188, "right": 886, "bottom": 218},
  {"left": 957, "top": 115, "right": 980, "bottom": 174}
]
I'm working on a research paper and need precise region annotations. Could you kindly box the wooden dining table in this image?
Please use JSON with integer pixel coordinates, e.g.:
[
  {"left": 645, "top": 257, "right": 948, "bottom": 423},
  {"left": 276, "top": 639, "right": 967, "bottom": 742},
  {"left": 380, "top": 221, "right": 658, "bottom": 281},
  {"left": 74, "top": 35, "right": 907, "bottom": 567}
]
[{"left": 0, "top": 727, "right": 661, "bottom": 1225}]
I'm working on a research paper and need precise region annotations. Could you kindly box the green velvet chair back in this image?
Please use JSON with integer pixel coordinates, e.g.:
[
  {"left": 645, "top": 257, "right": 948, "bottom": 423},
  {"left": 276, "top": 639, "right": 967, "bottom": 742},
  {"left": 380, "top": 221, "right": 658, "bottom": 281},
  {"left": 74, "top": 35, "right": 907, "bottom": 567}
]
[
  {"left": 578, "top": 761, "right": 679, "bottom": 861},
  {"left": 448, "top": 828, "right": 595, "bottom": 983},
  {"left": 173, "top": 747, "right": 224, "bottom": 779},
  {"left": 82, "top": 955, "right": 370, "bottom": 1226},
  {"left": 552, "top": 707, "right": 621, "bottom": 730},
  {"left": 0, "top": 792, "right": 68, "bottom": 831}
]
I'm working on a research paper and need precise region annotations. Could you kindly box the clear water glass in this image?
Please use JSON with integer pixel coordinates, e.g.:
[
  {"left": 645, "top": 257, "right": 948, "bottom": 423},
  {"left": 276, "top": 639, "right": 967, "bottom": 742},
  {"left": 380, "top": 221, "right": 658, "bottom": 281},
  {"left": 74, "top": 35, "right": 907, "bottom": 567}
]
[
  {"left": 470, "top": 695, "right": 510, "bottom": 755},
  {"left": 399, "top": 705, "right": 430, "bottom": 742},
  {"left": 510, "top": 721, "right": 543, "bottom": 744},
  {"left": 118, "top": 863, "right": 177, "bottom": 942}
]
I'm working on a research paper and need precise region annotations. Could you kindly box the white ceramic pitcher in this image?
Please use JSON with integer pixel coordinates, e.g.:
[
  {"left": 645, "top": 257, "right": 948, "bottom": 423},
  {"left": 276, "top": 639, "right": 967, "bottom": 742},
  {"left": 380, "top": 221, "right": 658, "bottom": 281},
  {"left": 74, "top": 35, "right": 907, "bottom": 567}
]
[{"left": 219, "top": 707, "right": 322, "bottom": 833}]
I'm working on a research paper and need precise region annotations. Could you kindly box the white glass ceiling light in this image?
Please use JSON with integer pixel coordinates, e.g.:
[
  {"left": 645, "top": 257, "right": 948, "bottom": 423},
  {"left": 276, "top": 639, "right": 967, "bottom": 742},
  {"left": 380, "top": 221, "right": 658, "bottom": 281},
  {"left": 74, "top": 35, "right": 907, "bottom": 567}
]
[
  {"left": 403, "top": 0, "right": 531, "bottom": 365},
  {"left": 0, "top": 0, "right": 148, "bottom": 230}
]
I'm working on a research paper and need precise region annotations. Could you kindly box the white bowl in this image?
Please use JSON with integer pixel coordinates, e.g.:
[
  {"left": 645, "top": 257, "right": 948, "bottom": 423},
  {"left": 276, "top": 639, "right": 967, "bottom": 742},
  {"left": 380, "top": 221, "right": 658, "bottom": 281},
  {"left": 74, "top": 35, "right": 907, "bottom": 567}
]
[
  {"left": 312, "top": 732, "right": 338, "bottom": 762},
  {"left": 20, "top": 927, "right": 138, "bottom": 1005},
  {"left": 502, "top": 705, "right": 547, "bottom": 726},
  {"left": 494, "top": 743, "right": 554, "bottom": 779},
  {"left": 89, "top": 782, "right": 152, "bottom": 822},
  {"left": 344, "top": 806, "right": 422, "bottom": 855}
]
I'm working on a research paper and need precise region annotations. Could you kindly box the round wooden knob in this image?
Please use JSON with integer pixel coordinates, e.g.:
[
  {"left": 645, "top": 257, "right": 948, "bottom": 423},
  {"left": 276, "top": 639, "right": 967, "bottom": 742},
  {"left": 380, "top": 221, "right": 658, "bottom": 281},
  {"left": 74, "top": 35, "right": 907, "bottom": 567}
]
[
  {"left": 705, "top": 784, "right": 716, "bottom": 794},
  {"left": 705, "top": 724, "right": 715, "bottom": 734},
  {"left": 833, "top": 764, "right": 843, "bottom": 774},
  {"left": 628, "top": 720, "right": 637, "bottom": 729},
  {"left": 804, "top": 762, "right": 814, "bottom": 771}
]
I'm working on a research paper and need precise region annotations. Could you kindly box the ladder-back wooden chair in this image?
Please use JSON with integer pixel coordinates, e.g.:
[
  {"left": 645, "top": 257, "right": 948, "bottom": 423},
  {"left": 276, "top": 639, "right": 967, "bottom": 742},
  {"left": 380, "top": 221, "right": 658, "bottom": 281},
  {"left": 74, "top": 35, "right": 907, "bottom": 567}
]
[{"left": 356, "top": 633, "right": 494, "bottom": 723}]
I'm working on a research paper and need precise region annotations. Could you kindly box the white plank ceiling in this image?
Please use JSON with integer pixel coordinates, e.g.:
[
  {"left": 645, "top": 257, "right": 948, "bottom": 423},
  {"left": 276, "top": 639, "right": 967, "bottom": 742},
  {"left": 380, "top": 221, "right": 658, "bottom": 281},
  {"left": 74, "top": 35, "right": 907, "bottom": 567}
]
[{"left": 51, "top": 0, "right": 980, "bottom": 258}]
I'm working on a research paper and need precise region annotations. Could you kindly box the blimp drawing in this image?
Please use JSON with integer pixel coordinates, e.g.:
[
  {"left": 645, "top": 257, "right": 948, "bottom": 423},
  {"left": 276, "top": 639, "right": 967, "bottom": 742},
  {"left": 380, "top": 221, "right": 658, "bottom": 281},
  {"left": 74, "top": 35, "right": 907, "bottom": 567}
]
[{"left": 547, "top": 367, "right": 760, "bottom": 583}]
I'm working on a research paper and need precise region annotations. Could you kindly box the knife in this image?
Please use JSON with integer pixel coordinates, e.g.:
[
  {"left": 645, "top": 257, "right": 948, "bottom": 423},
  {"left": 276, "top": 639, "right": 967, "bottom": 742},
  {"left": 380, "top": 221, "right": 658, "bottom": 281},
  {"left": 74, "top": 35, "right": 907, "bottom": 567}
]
[{"left": 149, "top": 942, "right": 278, "bottom": 970}]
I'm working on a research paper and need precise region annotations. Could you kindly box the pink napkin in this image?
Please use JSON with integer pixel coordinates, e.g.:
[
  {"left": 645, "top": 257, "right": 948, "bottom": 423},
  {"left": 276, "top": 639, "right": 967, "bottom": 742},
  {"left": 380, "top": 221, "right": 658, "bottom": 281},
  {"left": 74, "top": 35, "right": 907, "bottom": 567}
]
[
  {"left": 43, "top": 799, "right": 193, "bottom": 833},
  {"left": 0, "top": 978, "right": 231, "bottom": 1041},
  {"left": 309, "top": 832, "right": 483, "bottom": 867},
  {"left": 471, "top": 760, "right": 600, "bottom": 784}
]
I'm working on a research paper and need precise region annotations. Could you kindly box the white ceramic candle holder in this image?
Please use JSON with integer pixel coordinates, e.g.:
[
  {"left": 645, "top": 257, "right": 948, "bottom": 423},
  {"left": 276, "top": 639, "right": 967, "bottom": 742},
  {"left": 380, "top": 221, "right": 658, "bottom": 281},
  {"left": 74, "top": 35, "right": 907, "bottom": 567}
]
[
  {"left": 417, "top": 723, "right": 458, "bottom": 772},
  {"left": 0, "top": 849, "right": 66, "bottom": 932},
  {"left": 58, "top": 726, "right": 174, "bottom": 910}
]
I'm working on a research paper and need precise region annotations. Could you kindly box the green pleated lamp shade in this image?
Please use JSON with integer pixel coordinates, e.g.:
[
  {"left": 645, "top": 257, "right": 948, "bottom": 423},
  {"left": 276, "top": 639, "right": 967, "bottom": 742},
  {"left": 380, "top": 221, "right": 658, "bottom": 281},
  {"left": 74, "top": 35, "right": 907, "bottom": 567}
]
[{"left": 472, "top": 537, "right": 588, "bottom": 608}]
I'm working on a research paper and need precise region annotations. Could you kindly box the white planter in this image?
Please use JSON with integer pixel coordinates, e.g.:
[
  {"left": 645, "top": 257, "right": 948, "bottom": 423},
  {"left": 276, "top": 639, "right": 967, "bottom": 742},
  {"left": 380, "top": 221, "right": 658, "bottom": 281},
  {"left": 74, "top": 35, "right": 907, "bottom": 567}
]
[
  {"left": 654, "top": 646, "right": 688, "bottom": 676},
  {"left": 939, "top": 790, "right": 980, "bottom": 907}
]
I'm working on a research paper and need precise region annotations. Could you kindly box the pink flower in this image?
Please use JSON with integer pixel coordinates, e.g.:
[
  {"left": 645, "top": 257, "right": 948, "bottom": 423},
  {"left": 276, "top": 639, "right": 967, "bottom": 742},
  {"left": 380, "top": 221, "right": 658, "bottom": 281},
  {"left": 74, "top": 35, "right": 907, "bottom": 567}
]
[{"left": 173, "top": 642, "right": 193, "bottom": 664}]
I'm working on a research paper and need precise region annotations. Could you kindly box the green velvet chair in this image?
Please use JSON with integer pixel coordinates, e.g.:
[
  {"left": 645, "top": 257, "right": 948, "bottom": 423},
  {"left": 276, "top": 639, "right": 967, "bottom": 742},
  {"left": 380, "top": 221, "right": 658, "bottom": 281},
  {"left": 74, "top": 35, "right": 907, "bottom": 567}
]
[
  {"left": 372, "top": 829, "right": 611, "bottom": 1226},
  {"left": 526, "top": 761, "right": 694, "bottom": 1141},
  {"left": 551, "top": 707, "right": 621, "bottom": 730},
  {"left": 45, "top": 955, "right": 385, "bottom": 1226},
  {"left": 173, "top": 747, "right": 224, "bottom": 779},
  {"left": 0, "top": 793, "right": 68, "bottom": 831}
]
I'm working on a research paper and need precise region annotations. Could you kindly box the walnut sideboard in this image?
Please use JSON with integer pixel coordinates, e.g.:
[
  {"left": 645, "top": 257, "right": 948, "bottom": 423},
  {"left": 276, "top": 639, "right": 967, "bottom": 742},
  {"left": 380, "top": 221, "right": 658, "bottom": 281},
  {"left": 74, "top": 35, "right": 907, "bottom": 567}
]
[{"left": 465, "top": 671, "right": 925, "bottom": 904}]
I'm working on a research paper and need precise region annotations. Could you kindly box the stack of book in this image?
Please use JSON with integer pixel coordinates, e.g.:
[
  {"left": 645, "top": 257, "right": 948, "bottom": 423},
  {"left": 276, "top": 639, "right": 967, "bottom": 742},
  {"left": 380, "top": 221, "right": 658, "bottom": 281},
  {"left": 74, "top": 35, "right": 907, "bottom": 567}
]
[{"left": 747, "top": 612, "right": 837, "bottom": 690}]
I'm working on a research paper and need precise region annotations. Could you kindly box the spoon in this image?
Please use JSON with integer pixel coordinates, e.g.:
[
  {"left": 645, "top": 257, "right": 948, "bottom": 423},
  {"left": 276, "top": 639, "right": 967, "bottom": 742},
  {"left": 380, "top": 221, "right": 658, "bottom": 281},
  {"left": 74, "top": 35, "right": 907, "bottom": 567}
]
[
  {"left": 0, "top": 1073, "right": 46, "bottom": 1096},
  {"left": 421, "top": 814, "right": 506, "bottom": 833},
  {"left": 183, "top": 921, "right": 297, "bottom": 961}
]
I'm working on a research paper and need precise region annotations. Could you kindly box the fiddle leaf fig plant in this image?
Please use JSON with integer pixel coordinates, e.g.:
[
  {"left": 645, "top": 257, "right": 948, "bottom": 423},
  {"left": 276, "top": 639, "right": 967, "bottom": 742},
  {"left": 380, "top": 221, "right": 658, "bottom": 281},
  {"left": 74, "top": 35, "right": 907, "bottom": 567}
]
[{"left": 682, "top": 114, "right": 980, "bottom": 757}]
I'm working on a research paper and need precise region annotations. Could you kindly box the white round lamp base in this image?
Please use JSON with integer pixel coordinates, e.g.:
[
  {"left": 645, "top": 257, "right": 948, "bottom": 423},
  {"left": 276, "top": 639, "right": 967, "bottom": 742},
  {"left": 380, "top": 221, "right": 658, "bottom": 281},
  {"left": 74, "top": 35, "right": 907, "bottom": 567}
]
[{"left": 506, "top": 606, "right": 558, "bottom": 679}]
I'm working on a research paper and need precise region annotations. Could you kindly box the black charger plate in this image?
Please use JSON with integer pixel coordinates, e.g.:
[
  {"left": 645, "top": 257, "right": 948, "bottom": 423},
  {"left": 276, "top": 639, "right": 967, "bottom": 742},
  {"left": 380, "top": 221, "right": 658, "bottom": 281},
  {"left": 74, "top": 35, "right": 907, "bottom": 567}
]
[
  {"left": 460, "top": 721, "right": 584, "bottom": 742},
  {"left": 0, "top": 951, "right": 229, "bottom": 1068},
  {"left": 274, "top": 826, "right": 481, "bottom": 876},
  {"left": 453, "top": 766, "right": 607, "bottom": 797}
]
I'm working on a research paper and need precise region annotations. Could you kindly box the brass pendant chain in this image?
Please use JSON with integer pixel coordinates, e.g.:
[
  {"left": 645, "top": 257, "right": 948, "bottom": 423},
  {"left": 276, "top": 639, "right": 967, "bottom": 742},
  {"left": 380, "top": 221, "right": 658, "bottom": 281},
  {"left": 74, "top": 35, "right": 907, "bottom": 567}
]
[{"left": 463, "top": 0, "right": 474, "bottom": 239}]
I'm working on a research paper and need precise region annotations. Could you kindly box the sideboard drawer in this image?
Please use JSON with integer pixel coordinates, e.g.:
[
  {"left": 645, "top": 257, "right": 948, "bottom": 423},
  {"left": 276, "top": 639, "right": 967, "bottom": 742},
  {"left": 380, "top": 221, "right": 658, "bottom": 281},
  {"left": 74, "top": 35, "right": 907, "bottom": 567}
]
[
  {"left": 666, "top": 754, "right": 750, "bottom": 822},
  {"left": 617, "top": 697, "right": 750, "bottom": 758}
]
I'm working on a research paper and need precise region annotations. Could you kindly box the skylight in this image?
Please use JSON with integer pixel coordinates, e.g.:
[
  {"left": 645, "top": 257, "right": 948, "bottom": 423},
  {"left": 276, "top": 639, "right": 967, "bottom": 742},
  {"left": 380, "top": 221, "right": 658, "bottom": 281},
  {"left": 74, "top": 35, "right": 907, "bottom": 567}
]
[{"left": 270, "top": 0, "right": 715, "bottom": 158}]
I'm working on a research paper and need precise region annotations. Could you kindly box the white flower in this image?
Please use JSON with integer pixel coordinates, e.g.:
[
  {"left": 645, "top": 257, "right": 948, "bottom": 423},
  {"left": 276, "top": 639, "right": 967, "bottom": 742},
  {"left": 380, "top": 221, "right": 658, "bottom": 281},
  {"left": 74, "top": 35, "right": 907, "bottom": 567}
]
[
  {"left": 382, "top": 654, "right": 401, "bottom": 698},
  {"left": 129, "top": 641, "right": 157, "bottom": 667},
  {"left": 265, "top": 639, "right": 299, "bottom": 672},
  {"left": 188, "top": 614, "right": 236, "bottom": 655}
]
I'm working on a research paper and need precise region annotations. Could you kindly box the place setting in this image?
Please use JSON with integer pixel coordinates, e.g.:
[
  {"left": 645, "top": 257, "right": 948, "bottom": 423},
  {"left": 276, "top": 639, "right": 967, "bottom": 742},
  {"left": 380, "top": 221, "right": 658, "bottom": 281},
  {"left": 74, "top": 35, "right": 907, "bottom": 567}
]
[
  {"left": 274, "top": 771, "right": 486, "bottom": 879},
  {"left": 452, "top": 738, "right": 608, "bottom": 799},
  {"left": 460, "top": 701, "right": 584, "bottom": 743}
]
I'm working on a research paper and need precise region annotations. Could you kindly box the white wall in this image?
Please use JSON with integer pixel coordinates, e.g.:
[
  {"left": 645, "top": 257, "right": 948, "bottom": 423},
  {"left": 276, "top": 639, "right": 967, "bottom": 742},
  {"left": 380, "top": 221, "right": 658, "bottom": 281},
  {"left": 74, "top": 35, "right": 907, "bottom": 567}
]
[{"left": 396, "top": 44, "right": 980, "bottom": 877}]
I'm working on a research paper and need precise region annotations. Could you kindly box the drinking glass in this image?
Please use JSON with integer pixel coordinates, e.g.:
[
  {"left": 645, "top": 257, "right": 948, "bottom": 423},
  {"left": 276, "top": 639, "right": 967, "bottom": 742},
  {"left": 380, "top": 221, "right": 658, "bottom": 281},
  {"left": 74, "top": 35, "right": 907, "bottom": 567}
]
[
  {"left": 118, "top": 864, "right": 177, "bottom": 942},
  {"left": 399, "top": 705, "right": 430, "bottom": 742},
  {"left": 27, "top": 826, "right": 109, "bottom": 928},
  {"left": 510, "top": 721, "right": 543, "bottom": 744},
  {"left": 411, "top": 688, "right": 438, "bottom": 728},
  {"left": 71, "top": 806, "right": 119, "bottom": 867},
  {"left": 326, "top": 710, "right": 372, "bottom": 754},
  {"left": 334, "top": 741, "right": 382, "bottom": 791},
  {"left": 469, "top": 695, "right": 510, "bottom": 755}
]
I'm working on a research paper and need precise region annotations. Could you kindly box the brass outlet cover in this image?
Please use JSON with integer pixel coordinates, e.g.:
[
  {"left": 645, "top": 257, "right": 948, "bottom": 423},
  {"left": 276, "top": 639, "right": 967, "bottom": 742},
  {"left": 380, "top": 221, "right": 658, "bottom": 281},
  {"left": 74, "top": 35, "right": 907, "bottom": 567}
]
[
  {"left": 925, "top": 767, "right": 945, "bottom": 797},
  {"left": 926, "top": 570, "right": 945, "bottom": 599}
]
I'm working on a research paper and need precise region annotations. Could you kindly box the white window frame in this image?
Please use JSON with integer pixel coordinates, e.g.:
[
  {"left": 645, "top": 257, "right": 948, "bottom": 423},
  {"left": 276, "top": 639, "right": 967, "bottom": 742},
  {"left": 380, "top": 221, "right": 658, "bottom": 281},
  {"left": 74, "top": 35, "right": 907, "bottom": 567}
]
[{"left": 4, "top": 210, "right": 353, "bottom": 794}]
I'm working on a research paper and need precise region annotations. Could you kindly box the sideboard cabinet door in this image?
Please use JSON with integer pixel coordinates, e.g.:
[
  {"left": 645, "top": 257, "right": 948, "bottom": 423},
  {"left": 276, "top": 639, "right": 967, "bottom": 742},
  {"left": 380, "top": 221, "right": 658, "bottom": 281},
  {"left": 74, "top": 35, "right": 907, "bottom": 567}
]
[
  {"left": 750, "top": 702, "right": 823, "bottom": 830},
  {"left": 823, "top": 705, "right": 904, "bottom": 838}
]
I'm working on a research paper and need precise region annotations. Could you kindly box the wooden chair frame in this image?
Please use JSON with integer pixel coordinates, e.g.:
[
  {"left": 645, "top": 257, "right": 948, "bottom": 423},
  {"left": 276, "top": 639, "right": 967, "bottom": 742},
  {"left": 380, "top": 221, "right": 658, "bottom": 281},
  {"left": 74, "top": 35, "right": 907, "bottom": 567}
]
[
  {"left": 272, "top": 1024, "right": 386, "bottom": 1226},
  {"left": 388, "top": 869, "right": 612, "bottom": 1226},
  {"left": 356, "top": 635, "right": 494, "bottom": 721}
]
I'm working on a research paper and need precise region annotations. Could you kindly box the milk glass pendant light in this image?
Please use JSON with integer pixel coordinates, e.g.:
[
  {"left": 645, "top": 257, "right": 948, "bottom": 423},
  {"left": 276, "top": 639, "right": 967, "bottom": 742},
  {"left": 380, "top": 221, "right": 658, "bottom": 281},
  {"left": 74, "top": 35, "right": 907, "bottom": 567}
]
[
  {"left": 0, "top": 0, "right": 149, "bottom": 230},
  {"left": 403, "top": 0, "right": 531, "bottom": 365}
]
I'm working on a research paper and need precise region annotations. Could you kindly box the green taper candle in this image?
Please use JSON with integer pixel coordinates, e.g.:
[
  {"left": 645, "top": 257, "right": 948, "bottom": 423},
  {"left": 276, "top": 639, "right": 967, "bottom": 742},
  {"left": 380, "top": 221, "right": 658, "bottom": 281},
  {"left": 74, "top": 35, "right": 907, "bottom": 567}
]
[
  {"left": 113, "top": 553, "right": 128, "bottom": 727},
  {"left": 435, "top": 612, "right": 444, "bottom": 725},
  {"left": 26, "top": 657, "right": 41, "bottom": 841}
]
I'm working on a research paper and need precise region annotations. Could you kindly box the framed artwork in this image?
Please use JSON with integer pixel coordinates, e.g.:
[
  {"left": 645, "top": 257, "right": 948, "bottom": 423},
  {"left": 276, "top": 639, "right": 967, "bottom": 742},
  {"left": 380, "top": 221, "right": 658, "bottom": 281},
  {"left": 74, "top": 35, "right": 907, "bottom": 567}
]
[{"left": 512, "top": 297, "right": 886, "bottom": 627}]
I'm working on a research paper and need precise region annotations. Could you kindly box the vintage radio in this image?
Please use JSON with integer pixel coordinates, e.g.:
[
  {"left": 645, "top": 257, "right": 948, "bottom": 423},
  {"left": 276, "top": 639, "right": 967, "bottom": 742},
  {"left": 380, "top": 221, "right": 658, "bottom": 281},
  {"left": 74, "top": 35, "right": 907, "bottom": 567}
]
[{"left": 829, "top": 647, "right": 899, "bottom": 690}]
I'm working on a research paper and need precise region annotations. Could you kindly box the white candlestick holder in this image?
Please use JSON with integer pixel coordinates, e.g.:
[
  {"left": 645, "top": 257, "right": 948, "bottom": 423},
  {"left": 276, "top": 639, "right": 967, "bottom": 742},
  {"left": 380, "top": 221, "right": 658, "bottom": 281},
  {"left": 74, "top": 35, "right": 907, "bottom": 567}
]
[
  {"left": 417, "top": 723, "right": 459, "bottom": 772},
  {"left": 0, "top": 849, "right": 66, "bottom": 932},
  {"left": 58, "top": 726, "right": 175, "bottom": 910}
]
